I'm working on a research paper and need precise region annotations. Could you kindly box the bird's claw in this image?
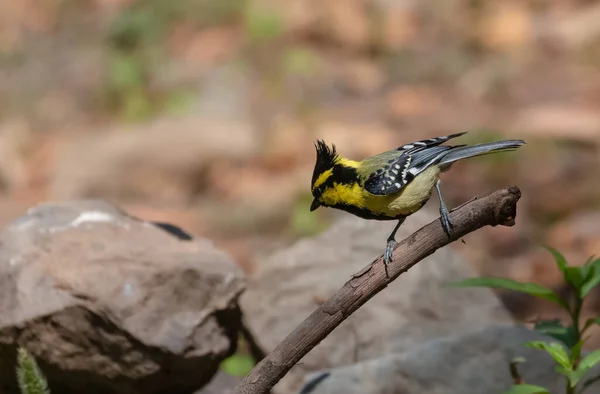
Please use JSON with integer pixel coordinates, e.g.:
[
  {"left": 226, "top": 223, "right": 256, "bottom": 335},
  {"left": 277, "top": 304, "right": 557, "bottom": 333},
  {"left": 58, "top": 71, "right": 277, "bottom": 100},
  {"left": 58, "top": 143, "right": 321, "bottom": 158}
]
[
  {"left": 440, "top": 211, "right": 454, "bottom": 237},
  {"left": 384, "top": 239, "right": 396, "bottom": 265}
]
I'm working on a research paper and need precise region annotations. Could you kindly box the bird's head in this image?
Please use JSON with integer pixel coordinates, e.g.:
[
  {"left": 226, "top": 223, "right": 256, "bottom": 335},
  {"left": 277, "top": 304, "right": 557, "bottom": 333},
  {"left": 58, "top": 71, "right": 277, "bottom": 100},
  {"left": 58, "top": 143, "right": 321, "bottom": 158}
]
[{"left": 310, "top": 140, "right": 339, "bottom": 211}]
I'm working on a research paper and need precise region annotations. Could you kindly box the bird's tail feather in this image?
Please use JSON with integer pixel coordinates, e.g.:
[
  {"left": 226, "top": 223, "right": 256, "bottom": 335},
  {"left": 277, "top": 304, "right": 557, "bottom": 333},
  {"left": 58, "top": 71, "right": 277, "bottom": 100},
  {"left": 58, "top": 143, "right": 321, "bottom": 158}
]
[{"left": 439, "top": 140, "right": 526, "bottom": 167}]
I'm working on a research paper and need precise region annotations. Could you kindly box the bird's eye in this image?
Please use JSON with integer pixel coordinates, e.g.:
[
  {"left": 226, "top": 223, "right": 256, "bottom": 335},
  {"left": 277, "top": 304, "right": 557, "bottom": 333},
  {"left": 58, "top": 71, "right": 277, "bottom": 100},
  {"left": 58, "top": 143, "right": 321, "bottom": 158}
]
[{"left": 313, "top": 187, "right": 323, "bottom": 199}]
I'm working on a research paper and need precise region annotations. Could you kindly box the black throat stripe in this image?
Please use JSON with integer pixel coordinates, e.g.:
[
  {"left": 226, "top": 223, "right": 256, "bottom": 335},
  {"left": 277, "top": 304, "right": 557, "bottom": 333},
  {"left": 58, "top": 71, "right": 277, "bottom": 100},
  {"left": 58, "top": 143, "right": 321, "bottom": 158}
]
[{"left": 329, "top": 203, "right": 401, "bottom": 221}]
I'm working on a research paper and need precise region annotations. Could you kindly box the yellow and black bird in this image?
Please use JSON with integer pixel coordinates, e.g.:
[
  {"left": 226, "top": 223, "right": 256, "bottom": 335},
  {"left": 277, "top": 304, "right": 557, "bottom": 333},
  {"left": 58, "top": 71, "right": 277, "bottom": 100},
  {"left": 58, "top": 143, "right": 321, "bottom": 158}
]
[{"left": 309, "top": 132, "right": 525, "bottom": 264}]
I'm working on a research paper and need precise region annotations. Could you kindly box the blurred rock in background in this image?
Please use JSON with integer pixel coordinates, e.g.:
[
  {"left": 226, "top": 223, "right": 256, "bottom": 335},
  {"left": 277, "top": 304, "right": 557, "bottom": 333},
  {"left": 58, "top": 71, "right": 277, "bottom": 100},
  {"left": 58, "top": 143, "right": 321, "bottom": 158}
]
[
  {"left": 1, "top": 0, "right": 600, "bottom": 392},
  {"left": 298, "top": 325, "right": 600, "bottom": 394}
]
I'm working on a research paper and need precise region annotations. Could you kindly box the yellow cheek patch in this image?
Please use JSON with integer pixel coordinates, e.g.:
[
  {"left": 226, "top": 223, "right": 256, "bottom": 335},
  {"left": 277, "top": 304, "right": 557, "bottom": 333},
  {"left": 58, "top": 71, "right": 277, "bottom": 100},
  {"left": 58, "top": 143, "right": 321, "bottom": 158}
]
[{"left": 312, "top": 168, "right": 333, "bottom": 190}]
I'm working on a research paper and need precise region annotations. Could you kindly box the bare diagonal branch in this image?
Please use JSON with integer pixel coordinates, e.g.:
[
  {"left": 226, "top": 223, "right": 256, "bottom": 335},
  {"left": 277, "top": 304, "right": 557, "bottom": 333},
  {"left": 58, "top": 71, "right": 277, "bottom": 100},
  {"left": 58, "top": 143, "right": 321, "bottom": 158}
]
[{"left": 233, "top": 186, "right": 522, "bottom": 394}]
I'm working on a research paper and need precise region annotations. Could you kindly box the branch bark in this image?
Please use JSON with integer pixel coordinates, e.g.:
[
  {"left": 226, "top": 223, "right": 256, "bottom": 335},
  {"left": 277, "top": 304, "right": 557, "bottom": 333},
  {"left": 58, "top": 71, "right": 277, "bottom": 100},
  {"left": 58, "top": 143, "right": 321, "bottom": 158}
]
[{"left": 232, "top": 185, "right": 522, "bottom": 394}]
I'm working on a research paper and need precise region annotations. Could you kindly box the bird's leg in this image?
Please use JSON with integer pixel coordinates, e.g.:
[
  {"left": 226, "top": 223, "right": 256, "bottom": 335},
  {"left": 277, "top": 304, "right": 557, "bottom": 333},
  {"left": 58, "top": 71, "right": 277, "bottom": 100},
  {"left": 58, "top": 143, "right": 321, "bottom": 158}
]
[
  {"left": 384, "top": 218, "right": 405, "bottom": 265},
  {"left": 435, "top": 179, "right": 453, "bottom": 237}
]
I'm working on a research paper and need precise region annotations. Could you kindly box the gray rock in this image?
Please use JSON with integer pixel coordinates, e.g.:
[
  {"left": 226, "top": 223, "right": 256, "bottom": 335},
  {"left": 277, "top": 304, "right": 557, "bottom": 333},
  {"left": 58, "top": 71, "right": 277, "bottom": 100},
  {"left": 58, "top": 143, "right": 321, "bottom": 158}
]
[
  {"left": 195, "top": 371, "right": 241, "bottom": 394},
  {"left": 50, "top": 115, "right": 260, "bottom": 202},
  {"left": 0, "top": 200, "right": 245, "bottom": 394},
  {"left": 298, "top": 325, "right": 600, "bottom": 394},
  {"left": 240, "top": 209, "right": 514, "bottom": 394}
]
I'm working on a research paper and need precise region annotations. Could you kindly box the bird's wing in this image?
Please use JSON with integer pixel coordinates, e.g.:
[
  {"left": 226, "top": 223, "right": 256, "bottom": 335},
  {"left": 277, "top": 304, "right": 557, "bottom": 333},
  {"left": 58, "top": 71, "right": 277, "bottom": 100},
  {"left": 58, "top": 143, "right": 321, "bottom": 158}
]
[{"left": 362, "top": 133, "right": 467, "bottom": 196}]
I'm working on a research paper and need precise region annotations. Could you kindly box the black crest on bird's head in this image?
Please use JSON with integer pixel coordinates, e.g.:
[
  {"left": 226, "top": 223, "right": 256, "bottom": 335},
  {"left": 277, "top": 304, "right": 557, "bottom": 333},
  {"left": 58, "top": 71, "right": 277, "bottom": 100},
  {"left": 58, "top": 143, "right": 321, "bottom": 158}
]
[{"left": 311, "top": 140, "right": 338, "bottom": 187}]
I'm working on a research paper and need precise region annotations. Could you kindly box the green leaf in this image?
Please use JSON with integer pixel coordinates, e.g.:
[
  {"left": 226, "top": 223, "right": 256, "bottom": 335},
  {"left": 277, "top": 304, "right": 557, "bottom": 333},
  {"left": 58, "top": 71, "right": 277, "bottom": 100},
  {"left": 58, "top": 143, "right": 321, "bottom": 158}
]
[
  {"left": 581, "top": 259, "right": 600, "bottom": 297},
  {"left": 557, "top": 367, "right": 587, "bottom": 388},
  {"left": 543, "top": 247, "right": 600, "bottom": 297},
  {"left": 581, "top": 275, "right": 600, "bottom": 297},
  {"left": 16, "top": 347, "right": 50, "bottom": 394},
  {"left": 451, "top": 277, "right": 567, "bottom": 308},
  {"left": 582, "top": 255, "right": 599, "bottom": 271},
  {"left": 533, "top": 320, "right": 578, "bottom": 349},
  {"left": 501, "top": 384, "right": 550, "bottom": 394},
  {"left": 220, "top": 353, "right": 255, "bottom": 377},
  {"left": 571, "top": 340, "right": 585, "bottom": 363},
  {"left": 563, "top": 266, "right": 587, "bottom": 291},
  {"left": 579, "top": 350, "right": 600, "bottom": 371},
  {"left": 582, "top": 256, "right": 598, "bottom": 272},
  {"left": 583, "top": 317, "right": 600, "bottom": 332},
  {"left": 545, "top": 246, "right": 568, "bottom": 272},
  {"left": 525, "top": 341, "right": 572, "bottom": 370}
]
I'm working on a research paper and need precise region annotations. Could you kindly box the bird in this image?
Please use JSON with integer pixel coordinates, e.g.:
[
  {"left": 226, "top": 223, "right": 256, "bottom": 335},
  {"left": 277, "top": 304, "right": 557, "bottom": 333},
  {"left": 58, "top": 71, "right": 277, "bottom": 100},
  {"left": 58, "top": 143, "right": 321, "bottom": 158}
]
[{"left": 309, "top": 132, "right": 525, "bottom": 265}]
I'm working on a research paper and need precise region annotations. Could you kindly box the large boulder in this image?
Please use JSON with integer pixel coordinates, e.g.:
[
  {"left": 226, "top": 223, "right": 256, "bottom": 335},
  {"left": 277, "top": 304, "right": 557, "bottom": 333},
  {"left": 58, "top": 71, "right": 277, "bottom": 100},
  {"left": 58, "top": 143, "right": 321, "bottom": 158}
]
[
  {"left": 0, "top": 200, "right": 245, "bottom": 394},
  {"left": 240, "top": 209, "right": 514, "bottom": 393},
  {"left": 299, "top": 325, "right": 600, "bottom": 394}
]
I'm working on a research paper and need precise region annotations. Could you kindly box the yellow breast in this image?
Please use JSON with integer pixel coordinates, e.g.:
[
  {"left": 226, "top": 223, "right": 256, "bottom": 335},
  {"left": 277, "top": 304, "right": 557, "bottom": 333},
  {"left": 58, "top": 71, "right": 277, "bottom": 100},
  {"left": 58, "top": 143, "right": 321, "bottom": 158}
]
[
  {"left": 384, "top": 166, "right": 440, "bottom": 215},
  {"left": 321, "top": 166, "right": 441, "bottom": 218}
]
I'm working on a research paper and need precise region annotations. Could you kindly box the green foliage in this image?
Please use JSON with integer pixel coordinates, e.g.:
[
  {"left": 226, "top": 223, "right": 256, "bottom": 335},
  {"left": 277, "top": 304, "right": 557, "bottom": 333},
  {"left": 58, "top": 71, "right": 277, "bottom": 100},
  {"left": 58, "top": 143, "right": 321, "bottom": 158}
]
[
  {"left": 525, "top": 341, "right": 571, "bottom": 370},
  {"left": 243, "top": 5, "right": 285, "bottom": 44},
  {"left": 16, "top": 347, "right": 50, "bottom": 394},
  {"left": 103, "top": 0, "right": 246, "bottom": 121},
  {"left": 282, "top": 47, "right": 320, "bottom": 77},
  {"left": 163, "top": 90, "right": 194, "bottom": 116},
  {"left": 450, "top": 277, "right": 567, "bottom": 309},
  {"left": 453, "top": 247, "right": 600, "bottom": 394},
  {"left": 579, "top": 257, "right": 600, "bottom": 298},
  {"left": 106, "top": 53, "right": 153, "bottom": 122},
  {"left": 545, "top": 247, "right": 600, "bottom": 299},
  {"left": 502, "top": 384, "right": 550, "bottom": 394},
  {"left": 546, "top": 247, "right": 568, "bottom": 272},
  {"left": 220, "top": 353, "right": 255, "bottom": 377},
  {"left": 533, "top": 319, "right": 577, "bottom": 349},
  {"left": 109, "top": 0, "right": 245, "bottom": 45},
  {"left": 109, "top": 6, "right": 165, "bottom": 49},
  {"left": 583, "top": 317, "right": 600, "bottom": 332},
  {"left": 104, "top": 4, "right": 164, "bottom": 121},
  {"left": 579, "top": 350, "right": 600, "bottom": 374}
]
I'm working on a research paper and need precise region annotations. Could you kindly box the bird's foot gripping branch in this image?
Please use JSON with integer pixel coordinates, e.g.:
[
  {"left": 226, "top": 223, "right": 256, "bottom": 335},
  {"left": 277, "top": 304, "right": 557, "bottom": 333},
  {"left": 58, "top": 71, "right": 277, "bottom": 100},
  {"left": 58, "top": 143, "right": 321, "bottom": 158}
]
[{"left": 232, "top": 186, "right": 522, "bottom": 394}]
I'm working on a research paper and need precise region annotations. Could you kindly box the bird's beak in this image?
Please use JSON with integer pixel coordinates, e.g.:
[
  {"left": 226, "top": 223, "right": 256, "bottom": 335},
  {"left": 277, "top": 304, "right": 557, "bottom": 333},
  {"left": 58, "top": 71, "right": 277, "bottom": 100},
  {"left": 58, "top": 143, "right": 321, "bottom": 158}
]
[{"left": 310, "top": 198, "right": 321, "bottom": 212}]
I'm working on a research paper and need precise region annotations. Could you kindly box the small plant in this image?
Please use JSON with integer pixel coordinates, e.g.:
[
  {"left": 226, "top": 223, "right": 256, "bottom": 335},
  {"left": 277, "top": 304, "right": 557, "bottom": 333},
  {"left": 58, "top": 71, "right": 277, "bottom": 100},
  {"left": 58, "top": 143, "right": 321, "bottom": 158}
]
[
  {"left": 452, "top": 248, "right": 600, "bottom": 394},
  {"left": 103, "top": 0, "right": 242, "bottom": 121},
  {"left": 220, "top": 353, "right": 256, "bottom": 377},
  {"left": 243, "top": 3, "right": 286, "bottom": 45},
  {"left": 16, "top": 347, "right": 50, "bottom": 394},
  {"left": 220, "top": 335, "right": 256, "bottom": 377}
]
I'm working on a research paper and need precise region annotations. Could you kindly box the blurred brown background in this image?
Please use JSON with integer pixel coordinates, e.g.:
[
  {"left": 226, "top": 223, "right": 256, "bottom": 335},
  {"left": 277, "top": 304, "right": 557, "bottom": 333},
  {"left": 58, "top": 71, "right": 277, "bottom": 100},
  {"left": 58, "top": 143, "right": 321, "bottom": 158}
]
[{"left": 1, "top": 0, "right": 600, "bottom": 345}]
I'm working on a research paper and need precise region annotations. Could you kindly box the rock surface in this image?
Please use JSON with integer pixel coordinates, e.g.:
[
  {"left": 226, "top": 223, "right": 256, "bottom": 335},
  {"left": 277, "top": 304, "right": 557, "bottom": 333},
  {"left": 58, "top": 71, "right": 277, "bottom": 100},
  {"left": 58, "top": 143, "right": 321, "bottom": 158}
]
[
  {"left": 240, "top": 208, "right": 514, "bottom": 394},
  {"left": 298, "top": 325, "right": 600, "bottom": 394},
  {"left": 50, "top": 114, "right": 260, "bottom": 203},
  {"left": 0, "top": 200, "right": 245, "bottom": 394},
  {"left": 195, "top": 371, "right": 241, "bottom": 394}
]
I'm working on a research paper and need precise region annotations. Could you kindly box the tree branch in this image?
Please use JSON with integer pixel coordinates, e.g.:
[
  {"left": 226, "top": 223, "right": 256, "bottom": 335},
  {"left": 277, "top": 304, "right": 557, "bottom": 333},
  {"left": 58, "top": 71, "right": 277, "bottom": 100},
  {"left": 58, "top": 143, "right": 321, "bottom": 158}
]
[{"left": 232, "top": 186, "right": 522, "bottom": 394}]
